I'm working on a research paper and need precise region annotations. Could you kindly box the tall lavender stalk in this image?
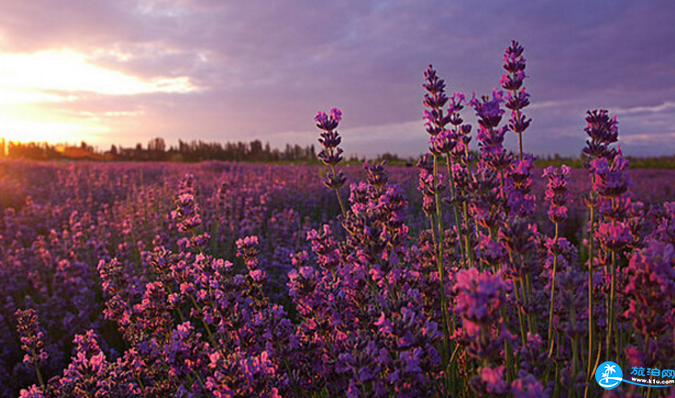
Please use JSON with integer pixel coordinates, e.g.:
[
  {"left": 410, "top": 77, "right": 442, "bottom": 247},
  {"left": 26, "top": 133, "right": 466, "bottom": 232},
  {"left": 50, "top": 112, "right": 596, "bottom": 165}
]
[
  {"left": 593, "top": 152, "right": 631, "bottom": 362},
  {"left": 543, "top": 165, "right": 570, "bottom": 355},
  {"left": 471, "top": 90, "right": 511, "bottom": 220},
  {"left": 624, "top": 240, "right": 675, "bottom": 352},
  {"left": 433, "top": 92, "right": 468, "bottom": 265},
  {"left": 501, "top": 40, "right": 531, "bottom": 159},
  {"left": 422, "top": 65, "right": 453, "bottom": 367},
  {"left": 581, "top": 109, "right": 619, "bottom": 381},
  {"left": 16, "top": 309, "right": 48, "bottom": 391},
  {"left": 315, "top": 108, "right": 348, "bottom": 218}
]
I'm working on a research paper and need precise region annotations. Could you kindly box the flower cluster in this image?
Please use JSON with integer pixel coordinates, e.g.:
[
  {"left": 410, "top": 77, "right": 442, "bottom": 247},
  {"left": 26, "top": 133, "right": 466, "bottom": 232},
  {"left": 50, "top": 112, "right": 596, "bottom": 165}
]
[
  {"left": 501, "top": 40, "right": 532, "bottom": 157},
  {"left": 583, "top": 109, "right": 619, "bottom": 162},
  {"left": 15, "top": 308, "right": 48, "bottom": 389},
  {"left": 624, "top": 241, "right": 675, "bottom": 337},
  {"left": 543, "top": 165, "right": 571, "bottom": 224},
  {"left": 315, "top": 108, "right": 347, "bottom": 191},
  {"left": 454, "top": 268, "right": 509, "bottom": 361}
]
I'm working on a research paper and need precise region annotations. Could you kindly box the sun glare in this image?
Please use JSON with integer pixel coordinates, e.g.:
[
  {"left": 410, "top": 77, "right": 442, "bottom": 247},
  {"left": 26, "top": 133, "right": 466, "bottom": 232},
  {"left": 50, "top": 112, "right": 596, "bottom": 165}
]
[
  {"left": 0, "top": 50, "right": 198, "bottom": 96},
  {"left": 0, "top": 108, "right": 105, "bottom": 145},
  {"left": 0, "top": 88, "right": 67, "bottom": 105},
  {"left": 0, "top": 49, "right": 198, "bottom": 146}
]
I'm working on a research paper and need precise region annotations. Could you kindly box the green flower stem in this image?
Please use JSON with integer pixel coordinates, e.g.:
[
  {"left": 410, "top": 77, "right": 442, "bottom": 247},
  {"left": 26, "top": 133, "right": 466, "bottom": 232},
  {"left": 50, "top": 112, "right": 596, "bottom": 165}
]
[
  {"left": 508, "top": 84, "right": 525, "bottom": 160},
  {"left": 428, "top": 215, "right": 438, "bottom": 251},
  {"left": 329, "top": 163, "right": 347, "bottom": 219},
  {"left": 512, "top": 275, "right": 528, "bottom": 347},
  {"left": 571, "top": 302, "right": 579, "bottom": 391},
  {"left": 33, "top": 352, "right": 45, "bottom": 391},
  {"left": 554, "top": 339, "right": 562, "bottom": 398},
  {"left": 548, "top": 222, "right": 560, "bottom": 357},
  {"left": 586, "top": 201, "right": 596, "bottom": 382},
  {"left": 499, "top": 170, "right": 509, "bottom": 220},
  {"left": 189, "top": 294, "right": 218, "bottom": 347},
  {"left": 445, "top": 155, "right": 466, "bottom": 267},
  {"left": 433, "top": 153, "right": 451, "bottom": 371},
  {"left": 525, "top": 274, "right": 537, "bottom": 335},
  {"left": 500, "top": 305, "right": 516, "bottom": 382},
  {"left": 606, "top": 250, "right": 617, "bottom": 361},
  {"left": 459, "top": 194, "right": 475, "bottom": 269}
]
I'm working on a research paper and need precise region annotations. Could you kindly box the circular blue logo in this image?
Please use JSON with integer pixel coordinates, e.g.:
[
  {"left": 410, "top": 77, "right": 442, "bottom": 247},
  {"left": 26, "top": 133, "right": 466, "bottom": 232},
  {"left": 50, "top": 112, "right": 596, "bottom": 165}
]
[{"left": 596, "top": 361, "right": 623, "bottom": 390}]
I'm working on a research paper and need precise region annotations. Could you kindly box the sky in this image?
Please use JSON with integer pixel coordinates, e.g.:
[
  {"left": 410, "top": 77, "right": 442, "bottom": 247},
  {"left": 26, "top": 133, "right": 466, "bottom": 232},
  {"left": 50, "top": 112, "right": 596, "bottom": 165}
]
[{"left": 1, "top": 0, "right": 674, "bottom": 158}]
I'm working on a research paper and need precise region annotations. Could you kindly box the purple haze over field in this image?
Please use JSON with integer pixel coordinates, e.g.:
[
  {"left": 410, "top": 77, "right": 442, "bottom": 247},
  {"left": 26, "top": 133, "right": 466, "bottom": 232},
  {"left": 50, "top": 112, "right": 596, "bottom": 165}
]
[{"left": 0, "top": 0, "right": 674, "bottom": 157}]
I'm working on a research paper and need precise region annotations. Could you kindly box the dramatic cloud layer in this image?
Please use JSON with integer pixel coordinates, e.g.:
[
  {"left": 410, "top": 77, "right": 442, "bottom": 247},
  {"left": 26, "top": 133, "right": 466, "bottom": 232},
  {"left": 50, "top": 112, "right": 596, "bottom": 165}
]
[{"left": 0, "top": 0, "right": 674, "bottom": 156}]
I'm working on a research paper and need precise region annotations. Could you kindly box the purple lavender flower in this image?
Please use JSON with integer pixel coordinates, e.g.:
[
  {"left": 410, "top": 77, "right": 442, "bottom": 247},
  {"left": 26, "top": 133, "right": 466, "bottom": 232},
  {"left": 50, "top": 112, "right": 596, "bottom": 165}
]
[
  {"left": 624, "top": 240, "right": 675, "bottom": 337},
  {"left": 171, "top": 192, "right": 203, "bottom": 233},
  {"left": 315, "top": 108, "right": 348, "bottom": 212},
  {"left": 597, "top": 221, "right": 633, "bottom": 252},
  {"left": 501, "top": 41, "right": 526, "bottom": 88},
  {"left": 500, "top": 40, "right": 532, "bottom": 158},
  {"left": 543, "top": 165, "right": 571, "bottom": 223},
  {"left": 583, "top": 109, "right": 619, "bottom": 161},
  {"left": 306, "top": 225, "right": 341, "bottom": 272},
  {"left": 165, "top": 321, "right": 210, "bottom": 387},
  {"left": 470, "top": 90, "right": 514, "bottom": 173},
  {"left": 133, "top": 281, "right": 174, "bottom": 341},
  {"left": 470, "top": 366, "right": 509, "bottom": 396},
  {"left": 18, "top": 386, "right": 45, "bottom": 398},
  {"left": 502, "top": 40, "right": 525, "bottom": 74},
  {"left": 511, "top": 370, "right": 548, "bottom": 398},
  {"left": 504, "top": 154, "right": 536, "bottom": 217},
  {"left": 422, "top": 66, "right": 449, "bottom": 120},
  {"left": 236, "top": 235, "right": 261, "bottom": 269},
  {"left": 454, "top": 268, "right": 510, "bottom": 362},
  {"left": 471, "top": 90, "right": 505, "bottom": 130},
  {"left": 590, "top": 154, "right": 631, "bottom": 199},
  {"left": 315, "top": 107, "right": 342, "bottom": 132},
  {"left": 423, "top": 65, "right": 455, "bottom": 139},
  {"left": 15, "top": 309, "right": 48, "bottom": 385},
  {"left": 505, "top": 89, "right": 530, "bottom": 112},
  {"left": 448, "top": 92, "right": 466, "bottom": 124},
  {"left": 454, "top": 269, "right": 506, "bottom": 326},
  {"left": 429, "top": 129, "right": 457, "bottom": 155},
  {"left": 52, "top": 331, "right": 130, "bottom": 398}
]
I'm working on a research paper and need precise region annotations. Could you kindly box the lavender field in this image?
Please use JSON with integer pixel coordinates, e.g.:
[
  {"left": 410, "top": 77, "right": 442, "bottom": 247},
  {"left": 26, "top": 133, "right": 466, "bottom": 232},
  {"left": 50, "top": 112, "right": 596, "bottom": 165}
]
[{"left": 2, "top": 42, "right": 675, "bottom": 397}]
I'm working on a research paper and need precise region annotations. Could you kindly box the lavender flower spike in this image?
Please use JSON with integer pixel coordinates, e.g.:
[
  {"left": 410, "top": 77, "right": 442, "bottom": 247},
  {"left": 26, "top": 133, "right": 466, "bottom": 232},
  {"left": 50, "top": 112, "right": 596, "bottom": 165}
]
[
  {"left": 16, "top": 309, "right": 48, "bottom": 390},
  {"left": 501, "top": 40, "right": 531, "bottom": 158},
  {"left": 315, "top": 107, "right": 348, "bottom": 216}
]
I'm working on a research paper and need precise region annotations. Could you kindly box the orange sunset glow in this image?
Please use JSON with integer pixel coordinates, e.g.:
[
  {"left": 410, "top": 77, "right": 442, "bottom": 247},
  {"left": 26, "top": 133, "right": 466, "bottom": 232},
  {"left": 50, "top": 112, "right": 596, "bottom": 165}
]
[{"left": 0, "top": 49, "right": 198, "bottom": 145}]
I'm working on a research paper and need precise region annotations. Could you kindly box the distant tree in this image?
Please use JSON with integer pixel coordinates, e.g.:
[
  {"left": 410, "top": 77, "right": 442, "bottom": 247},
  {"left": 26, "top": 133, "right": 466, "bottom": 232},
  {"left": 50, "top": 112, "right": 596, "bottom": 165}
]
[
  {"left": 249, "top": 140, "right": 263, "bottom": 161},
  {"left": 79, "top": 141, "right": 95, "bottom": 153},
  {"left": 264, "top": 142, "right": 271, "bottom": 161},
  {"left": 148, "top": 137, "right": 166, "bottom": 153},
  {"left": 147, "top": 137, "right": 166, "bottom": 161}
]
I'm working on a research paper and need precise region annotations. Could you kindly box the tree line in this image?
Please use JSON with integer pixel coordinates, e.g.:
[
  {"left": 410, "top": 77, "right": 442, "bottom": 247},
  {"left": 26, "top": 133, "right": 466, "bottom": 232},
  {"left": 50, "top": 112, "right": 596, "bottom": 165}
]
[
  {"left": 0, "top": 137, "right": 420, "bottom": 165},
  {"left": 8, "top": 137, "right": 670, "bottom": 168},
  {"left": 0, "top": 138, "right": 322, "bottom": 163}
]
